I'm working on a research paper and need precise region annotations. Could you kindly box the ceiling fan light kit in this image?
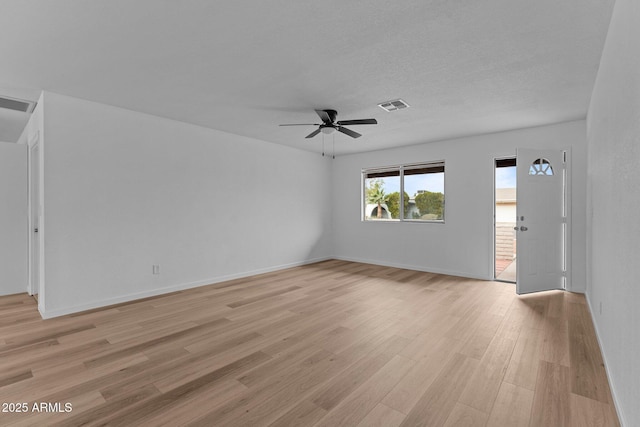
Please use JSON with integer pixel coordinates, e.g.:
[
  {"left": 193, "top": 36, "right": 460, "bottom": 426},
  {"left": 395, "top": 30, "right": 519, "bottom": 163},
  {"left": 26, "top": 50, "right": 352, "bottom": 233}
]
[{"left": 321, "top": 126, "right": 335, "bottom": 134}]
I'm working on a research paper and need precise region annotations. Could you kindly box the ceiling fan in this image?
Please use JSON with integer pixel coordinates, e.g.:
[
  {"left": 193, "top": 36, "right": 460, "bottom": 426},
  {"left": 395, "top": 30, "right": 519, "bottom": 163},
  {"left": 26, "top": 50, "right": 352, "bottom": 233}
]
[{"left": 280, "top": 109, "right": 377, "bottom": 139}]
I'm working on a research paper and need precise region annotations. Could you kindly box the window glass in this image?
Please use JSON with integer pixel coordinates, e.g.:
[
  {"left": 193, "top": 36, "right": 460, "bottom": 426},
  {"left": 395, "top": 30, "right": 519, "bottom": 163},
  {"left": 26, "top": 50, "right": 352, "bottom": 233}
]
[
  {"left": 404, "top": 166, "right": 444, "bottom": 221},
  {"left": 364, "top": 169, "right": 400, "bottom": 220},
  {"left": 529, "top": 158, "right": 554, "bottom": 176},
  {"left": 363, "top": 162, "right": 444, "bottom": 222}
]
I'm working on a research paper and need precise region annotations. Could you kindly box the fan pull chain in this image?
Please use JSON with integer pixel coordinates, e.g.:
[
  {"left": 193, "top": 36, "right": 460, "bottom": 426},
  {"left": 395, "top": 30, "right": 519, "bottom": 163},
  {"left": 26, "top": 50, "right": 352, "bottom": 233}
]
[
  {"left": 332, "top": 134, "right": 335, "bottom": 159},
  {"left": 322, "top": 133, "right": 325, "bottom": 157}
]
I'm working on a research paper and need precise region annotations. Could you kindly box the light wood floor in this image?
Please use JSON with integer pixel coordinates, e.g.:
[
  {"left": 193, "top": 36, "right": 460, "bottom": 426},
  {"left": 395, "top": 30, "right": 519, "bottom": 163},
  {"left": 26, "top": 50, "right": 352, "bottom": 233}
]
[{"left": 0, "top": 260, "right": 619, "bottom": 426}]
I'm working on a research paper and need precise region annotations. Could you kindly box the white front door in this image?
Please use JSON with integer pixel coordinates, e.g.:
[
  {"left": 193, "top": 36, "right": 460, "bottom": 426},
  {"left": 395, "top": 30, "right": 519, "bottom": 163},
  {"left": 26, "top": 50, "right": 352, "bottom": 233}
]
[{"left": 516, "top": 148, "right": 566, "bottom": 294}]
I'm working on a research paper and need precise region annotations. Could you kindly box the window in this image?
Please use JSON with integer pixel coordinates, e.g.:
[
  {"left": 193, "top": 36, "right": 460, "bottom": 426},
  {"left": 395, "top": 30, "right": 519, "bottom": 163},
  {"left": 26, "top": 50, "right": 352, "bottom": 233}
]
[
  {"left": 363, "top": 169, "right": 400, "bottom": 219},
  {"left": 529, "top": 158, "right": 554, "bottom": 176},
  {"left": 363, "top": 161, "right": 445, "bottom": 222}
]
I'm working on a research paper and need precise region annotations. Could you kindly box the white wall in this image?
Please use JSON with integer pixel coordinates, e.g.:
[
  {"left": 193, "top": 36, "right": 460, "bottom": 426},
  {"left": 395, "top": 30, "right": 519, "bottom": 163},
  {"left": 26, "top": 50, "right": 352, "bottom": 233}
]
[
  {"left": 586, "top": 0, "right": 640, "bottom": 424},
  {"left": 0, "top": 142, "right": 27, "bottom": 296},
  {"left": 38, "top": 92, "right": 332, "bottom": 317},
  {"left": 332, "top": 120, "right": 588, "bottom": 290}
]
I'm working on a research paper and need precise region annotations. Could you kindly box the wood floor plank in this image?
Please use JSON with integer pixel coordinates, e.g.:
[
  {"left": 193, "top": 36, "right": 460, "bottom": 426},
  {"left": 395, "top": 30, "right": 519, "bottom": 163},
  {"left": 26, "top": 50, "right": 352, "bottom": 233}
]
[
  {"left": 486, "top": 381, "right": 534, "bottom": 427},
  {"left": 84, "top": 318, "right": 231, "bottom": 368},
  {"left": 569, "top": 393, "right": 620, "bottom": 427},
  {"left": 443, "top": 403, "right": 488, "bottom": 427},
  {"left": 0, "top": 260, "right": 619, "bottom": 426},
  {"left": 2, "top": 323, "right": 96, "bottom": 350},
  {"left": 503, "top": 326, "right": 544, "bottom": 390},
  {"left": 310, "top": 335, "right": 410, "bottom": 411},
  {"left": 49, "top": 383, "right": 160, "bottom": 427},
  {"left": 518, "top": 295, "right": 549, "bottom": 331},
  {"left": 458, "top": 335, "right": 517, "bottom": 413},
  {"left": 383, "top": 336, "right": 463, "bottom": 414},
  {"left": 399, "top": 352, "right": 479, "bottom": 427},
  {"left": 568, "top": 302, "right": 612, "bottom": 403},
  {"left": 226, "top": 285, "right": 302, "bottom": 308},
  {"left": 31, "top": 348, "right": 187, "bottom": 406},
  {"left": 541, "top": 314, "right": 571, "bottom": 367},
  {"left": 151, "top": 337, "right": 275, "bottom": 392},
  {"left": 357, "top": 403, "right": 406, "bottom": 427},
  {"left": 97, "top": 351, "right": 271, "bottom": 426},
  {"left": 254, "top": 326, "right": 401, "bottom": 426},
  {"left": 2, "top": 352, "right": 149, "bottom": 403},
  {"left": 313, "top": 355, "right": 416, "bottom": 427},
  {"left": 24, "top": 340, "right": 112, "bottom": 377},
  {"left": 188, "top": 349, "right": 341, "bottom": 426},
  {"left": 459, "top": 313, "right": 504, "bottom": 360},
  {"left": 529, "top": 360, "right": 571, "bottom": 427},
  {"left": 0, "top": 369, "right": 32, "bottom": 388},
  {"left": 268, "top": 400, "right": 328, "bottom": 427},
  {"left": 237, "top": 340, "right": 324, "bottom": 388},
  {"left": 119, "top": 379, "right": 247, "bottom": 427}
]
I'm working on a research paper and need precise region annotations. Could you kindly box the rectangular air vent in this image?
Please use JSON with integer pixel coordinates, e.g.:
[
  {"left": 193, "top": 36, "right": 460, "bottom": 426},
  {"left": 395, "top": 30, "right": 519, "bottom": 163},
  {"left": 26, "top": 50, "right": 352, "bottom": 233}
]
[
  {"left": 378, "top": 99, "right": 409, "bottom": 112},
  {"left": 0, "top": 95, "right": 36, "bottom": 113}
]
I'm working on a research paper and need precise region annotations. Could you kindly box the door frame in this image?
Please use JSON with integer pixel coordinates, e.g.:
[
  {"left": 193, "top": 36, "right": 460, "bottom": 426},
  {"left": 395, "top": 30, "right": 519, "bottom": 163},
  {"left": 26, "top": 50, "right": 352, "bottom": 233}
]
[
  {"left": 27, "top": 132, "right": 42, "bottom": 302},
  {"left": 563, "top": 148, "right": 573, "bottom": 292},
  {"left": 492, "top": 155, "right": 517, "bottom": 283},
  {"left": 492, "top": 149, "right": 573, "bottom": 292}
]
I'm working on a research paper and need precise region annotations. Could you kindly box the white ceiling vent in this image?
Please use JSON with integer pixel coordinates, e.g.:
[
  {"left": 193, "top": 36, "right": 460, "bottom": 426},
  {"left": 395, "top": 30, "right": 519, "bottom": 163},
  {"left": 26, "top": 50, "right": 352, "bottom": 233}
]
[
  {"left": 0, "top": 95, "right": 37, "bottom": 113},
  {"left": 378, "top": 99, "right": 410, "bottom": 112}
]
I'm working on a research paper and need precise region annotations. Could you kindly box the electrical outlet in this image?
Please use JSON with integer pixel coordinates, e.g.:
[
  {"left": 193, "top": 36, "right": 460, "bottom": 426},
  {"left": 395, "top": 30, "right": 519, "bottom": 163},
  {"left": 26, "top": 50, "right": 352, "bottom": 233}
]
[{"left": 152, "top": 265, "right": 160, "bottom": 275}]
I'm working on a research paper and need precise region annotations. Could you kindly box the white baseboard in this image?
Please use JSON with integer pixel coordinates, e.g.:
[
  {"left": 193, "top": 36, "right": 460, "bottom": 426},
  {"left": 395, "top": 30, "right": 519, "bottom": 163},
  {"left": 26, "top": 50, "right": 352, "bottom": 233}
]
[
  {"left": 333, "top": 255, "right": 488, "bottom": 281},
  {"left": 585, "top": 293, "right": 626, "bottom": 426},
  {"left": 39, "top": 256, "right": 331, "bottom": 319}
]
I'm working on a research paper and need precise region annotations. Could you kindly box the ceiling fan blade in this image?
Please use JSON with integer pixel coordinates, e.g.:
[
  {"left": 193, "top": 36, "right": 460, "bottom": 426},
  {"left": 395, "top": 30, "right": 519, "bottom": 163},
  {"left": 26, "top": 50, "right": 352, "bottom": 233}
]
[
  {"left": 336, "top": 118, "right": 377, "bottom": 126},
  {"left": 337, "top": 126, "right": 361, "bottom": 138},
  {"left": 305, "top": 128, "right": 321, "bottom": 139},
  {"left": 279, "top": 123, "right": 321, "bottom": 126},
  {"left": 315, "top": 109, "right": 332, "bottom": 124}
]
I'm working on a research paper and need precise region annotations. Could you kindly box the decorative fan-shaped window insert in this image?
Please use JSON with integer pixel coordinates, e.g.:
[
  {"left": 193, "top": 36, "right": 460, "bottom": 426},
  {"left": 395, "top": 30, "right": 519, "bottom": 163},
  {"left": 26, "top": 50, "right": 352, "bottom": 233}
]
[{"left": 529, "top": 158, "right": 554, "bottom": 176}]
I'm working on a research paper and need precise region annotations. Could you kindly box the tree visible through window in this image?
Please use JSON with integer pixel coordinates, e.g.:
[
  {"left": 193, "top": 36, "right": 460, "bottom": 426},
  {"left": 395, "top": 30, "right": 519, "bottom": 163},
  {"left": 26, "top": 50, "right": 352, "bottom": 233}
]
[
  {"left": 363, "top": 162, "right": 445, "bottom": 222},
  {"left": 363, "top": 170, "right": 400, "bottom": 219}
]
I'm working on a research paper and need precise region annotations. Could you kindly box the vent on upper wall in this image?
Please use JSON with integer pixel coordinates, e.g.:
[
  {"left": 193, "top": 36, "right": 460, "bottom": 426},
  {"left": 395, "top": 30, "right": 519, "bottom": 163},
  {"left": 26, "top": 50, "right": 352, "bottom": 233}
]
[
  {"left": 378, "top": 99, "right": 409, "bottom": 112},
  {"left": 0, "top": 95, "right": 37, "bottom": 113}
]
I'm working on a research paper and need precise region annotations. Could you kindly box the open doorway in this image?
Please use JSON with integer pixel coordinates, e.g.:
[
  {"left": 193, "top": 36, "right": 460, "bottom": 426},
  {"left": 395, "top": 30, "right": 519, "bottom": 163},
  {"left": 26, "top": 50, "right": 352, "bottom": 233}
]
[{"left": 495, "top": 158, "right": 516, "bottom": 282}]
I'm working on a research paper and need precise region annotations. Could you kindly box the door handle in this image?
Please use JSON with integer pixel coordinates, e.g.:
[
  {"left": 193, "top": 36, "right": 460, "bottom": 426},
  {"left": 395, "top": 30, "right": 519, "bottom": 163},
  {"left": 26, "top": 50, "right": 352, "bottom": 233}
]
[{"left": 520, "top": 226, "right": 528, "bottom": 231}]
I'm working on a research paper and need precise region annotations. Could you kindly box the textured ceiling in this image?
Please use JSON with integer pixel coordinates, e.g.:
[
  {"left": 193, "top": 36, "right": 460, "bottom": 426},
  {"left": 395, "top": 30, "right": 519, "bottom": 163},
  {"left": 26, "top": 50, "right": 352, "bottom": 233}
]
[{"left": 0, "top": 0, "right": 614, "bottom": 154}]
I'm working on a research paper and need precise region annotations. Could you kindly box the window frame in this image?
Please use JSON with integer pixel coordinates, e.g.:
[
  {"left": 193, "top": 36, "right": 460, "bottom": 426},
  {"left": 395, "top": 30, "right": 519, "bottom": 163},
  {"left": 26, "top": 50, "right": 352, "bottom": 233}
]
[{"left": 362, "top": 160, "right": 445, "bottom": 223}]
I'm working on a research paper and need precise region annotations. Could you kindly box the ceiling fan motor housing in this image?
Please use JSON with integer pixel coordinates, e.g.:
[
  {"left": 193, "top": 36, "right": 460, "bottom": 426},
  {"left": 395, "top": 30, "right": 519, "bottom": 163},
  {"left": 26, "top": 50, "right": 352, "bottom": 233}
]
[{"left": 323, "top": 109, "right": 338, "bottom": 123}]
